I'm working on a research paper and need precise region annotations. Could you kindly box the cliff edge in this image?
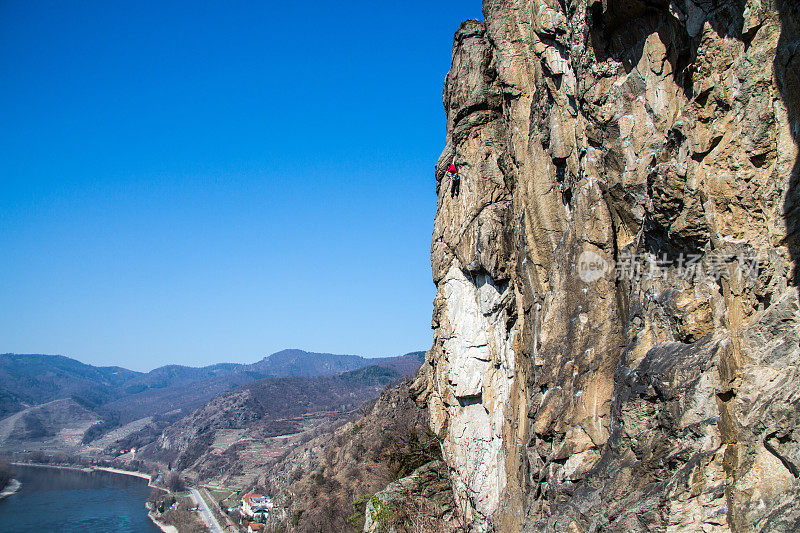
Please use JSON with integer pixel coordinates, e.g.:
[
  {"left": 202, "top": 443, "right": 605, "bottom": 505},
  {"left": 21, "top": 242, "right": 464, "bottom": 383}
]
[{"left": 413, "top": 1, "right": 800, "bottom": 531}]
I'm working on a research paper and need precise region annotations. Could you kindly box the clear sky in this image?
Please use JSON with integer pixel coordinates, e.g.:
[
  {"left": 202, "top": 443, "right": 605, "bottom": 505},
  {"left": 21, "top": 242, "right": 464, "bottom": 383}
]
[{"left": 0, "top": 0, "right": 484, "bottom": 371}]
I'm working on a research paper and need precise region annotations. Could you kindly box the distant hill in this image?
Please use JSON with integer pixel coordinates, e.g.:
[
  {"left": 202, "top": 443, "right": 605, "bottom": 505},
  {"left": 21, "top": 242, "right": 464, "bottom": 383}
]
[
  {"left": 0, "top": 353, "right": 141, "bottom": 419},
  {"left": 106, "top": 349, "right": 371, "bottom": 400},
  {"left": 103, "top": 349, "right": 398, "bottom": 422},
  {"left": 371, "top": 351, "right": 425, "bottom": 376},
  {"left": 117, "top": 363, "right": 242, "bottom": 396},
  {"left": 247, "top": 349, "right": 369, "bottom": 377},
  {"left": 137, "top": 356, "right": 425, "bottom": 481},
  {"left": 0, "top": 398, "right": 99, "bottom": 450}
]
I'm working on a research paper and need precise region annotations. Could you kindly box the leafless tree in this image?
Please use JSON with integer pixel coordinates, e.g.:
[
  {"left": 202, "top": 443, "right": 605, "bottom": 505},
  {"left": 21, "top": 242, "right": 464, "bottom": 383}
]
[{"left": 165, "top": 471, "right": 185, "bottom": 492}]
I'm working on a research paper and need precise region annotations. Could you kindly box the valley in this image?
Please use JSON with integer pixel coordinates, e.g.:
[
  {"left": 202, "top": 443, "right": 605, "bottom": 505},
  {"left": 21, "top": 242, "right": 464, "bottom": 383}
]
[{"left": 0, "top": 350, "right": 424, "bottom": 492}]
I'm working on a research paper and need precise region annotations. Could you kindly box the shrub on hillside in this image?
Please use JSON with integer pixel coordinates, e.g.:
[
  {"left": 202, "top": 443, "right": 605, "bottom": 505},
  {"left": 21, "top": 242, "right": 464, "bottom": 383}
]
[{"left": 386, "top": 426, "right": 441, "bottom": 480}]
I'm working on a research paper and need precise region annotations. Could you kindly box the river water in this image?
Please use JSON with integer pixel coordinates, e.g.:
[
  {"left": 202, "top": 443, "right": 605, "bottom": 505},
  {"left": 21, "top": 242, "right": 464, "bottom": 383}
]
[{"left": 0, "top": 464, "right": 159, "bottom": 532}]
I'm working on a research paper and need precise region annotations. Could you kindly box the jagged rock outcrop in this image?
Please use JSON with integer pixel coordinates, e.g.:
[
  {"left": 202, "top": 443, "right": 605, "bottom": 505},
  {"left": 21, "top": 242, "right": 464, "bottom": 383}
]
[
  {"left": 413, "top": 1, "right": 800, "bottom": 531},
  {"left": 363, "top": 460, "right": 455, "bottom": 533}
]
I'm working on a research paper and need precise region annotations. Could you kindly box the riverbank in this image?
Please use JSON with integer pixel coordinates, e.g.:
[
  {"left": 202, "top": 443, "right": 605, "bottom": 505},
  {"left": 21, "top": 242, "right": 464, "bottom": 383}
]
[
  {"left": 11, "top": 462, "right": 92, "bottom": 473},
  {"left": 12, "top": 462, "right": 153, "bottom": 483},
  {"left": 148, "top": 511, "right": 179, "bottom": 533},
  {"left": 94, "top": 466, "right": 151, "bottom": 481},
  {"left": 0, "top": 479, "right": 21, "bottom": 501}
]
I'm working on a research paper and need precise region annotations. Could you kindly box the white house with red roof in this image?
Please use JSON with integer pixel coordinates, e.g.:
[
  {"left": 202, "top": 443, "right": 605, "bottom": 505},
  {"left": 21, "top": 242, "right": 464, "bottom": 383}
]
[{"left": 241, "top": 494, "right": 273, "bottom": 518}]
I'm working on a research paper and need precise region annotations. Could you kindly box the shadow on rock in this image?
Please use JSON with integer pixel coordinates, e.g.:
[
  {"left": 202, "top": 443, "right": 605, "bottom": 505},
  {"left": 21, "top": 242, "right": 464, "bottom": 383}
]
[{"left": 777, "top": 1, "right": 800, "bottom": 287}]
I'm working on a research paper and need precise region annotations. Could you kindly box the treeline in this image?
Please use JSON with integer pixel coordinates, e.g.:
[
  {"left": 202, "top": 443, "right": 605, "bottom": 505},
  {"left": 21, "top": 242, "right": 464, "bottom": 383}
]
[{"left": 0, "top": 457, "right": 13, "bottom": 490}]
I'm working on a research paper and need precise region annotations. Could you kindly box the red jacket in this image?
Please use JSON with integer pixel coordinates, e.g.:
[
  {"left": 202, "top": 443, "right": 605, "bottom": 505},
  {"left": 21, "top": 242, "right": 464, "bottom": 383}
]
[{"left": 447, "top": 164, "right": 457, "bottom": 173}]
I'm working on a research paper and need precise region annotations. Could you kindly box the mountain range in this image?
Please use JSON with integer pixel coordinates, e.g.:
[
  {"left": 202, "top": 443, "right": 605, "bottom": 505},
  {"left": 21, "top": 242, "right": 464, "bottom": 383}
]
[
  {"left": 0, "top": 350, "right": 424, "bottom": 456},
  {"left": 0, "top": 349, "right": 405, "bottom": 421}
]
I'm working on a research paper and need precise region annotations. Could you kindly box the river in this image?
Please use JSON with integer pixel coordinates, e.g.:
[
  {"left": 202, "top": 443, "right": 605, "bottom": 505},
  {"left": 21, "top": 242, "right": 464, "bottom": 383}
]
[{"left": 0, "top": 464, "right": 159, "bottom": 532}]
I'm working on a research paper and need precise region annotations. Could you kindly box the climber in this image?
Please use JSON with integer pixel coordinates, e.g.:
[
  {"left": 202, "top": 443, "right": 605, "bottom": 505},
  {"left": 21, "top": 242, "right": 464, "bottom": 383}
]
[{"left": 447, "top": 161, "right": 460, "bottom": 198}]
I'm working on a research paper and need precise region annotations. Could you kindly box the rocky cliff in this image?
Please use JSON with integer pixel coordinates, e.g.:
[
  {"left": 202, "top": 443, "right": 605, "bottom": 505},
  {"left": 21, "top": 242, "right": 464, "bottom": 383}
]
[{"left": 412, "top": 1, "right": 800, "bottom": 531}]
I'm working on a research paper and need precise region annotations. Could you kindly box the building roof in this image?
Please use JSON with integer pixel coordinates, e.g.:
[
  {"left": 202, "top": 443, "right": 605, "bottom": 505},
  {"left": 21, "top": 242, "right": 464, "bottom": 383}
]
[
  {"left": 243, "top": 494, "right": 271, "bottom": 506},
  {"left": 249, "top": 524, "right": 264, "bottom": 531}
]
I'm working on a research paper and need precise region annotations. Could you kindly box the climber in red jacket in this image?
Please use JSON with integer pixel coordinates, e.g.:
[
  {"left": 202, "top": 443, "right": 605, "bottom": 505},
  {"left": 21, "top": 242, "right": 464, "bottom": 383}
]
[{"left": 447, "top": 162, "right": 460, "bottom": 198}]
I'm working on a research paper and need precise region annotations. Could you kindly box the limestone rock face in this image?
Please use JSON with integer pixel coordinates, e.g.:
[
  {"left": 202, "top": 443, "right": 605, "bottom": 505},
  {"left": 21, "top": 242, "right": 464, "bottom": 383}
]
[{"left": 413, "top": 1, "right": 800, "bottom": 531}]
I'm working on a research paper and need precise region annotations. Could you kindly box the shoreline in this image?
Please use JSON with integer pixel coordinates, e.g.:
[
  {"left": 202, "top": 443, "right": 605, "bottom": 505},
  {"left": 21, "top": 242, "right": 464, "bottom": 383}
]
[
  {"left": 0, "top": 479, "right": 21, "bottom": 501},
  {"left": 148, "top": 511, "right": 179, "bottom": 533},
  {"left": 11, "top": 462, "right": 92, "bottom": 473},
  {"left": 11, "top": 462, "right": 157, "bottom": 488},
  {"left": 93, "top": 466, "right": 152, "bottom": 481}
]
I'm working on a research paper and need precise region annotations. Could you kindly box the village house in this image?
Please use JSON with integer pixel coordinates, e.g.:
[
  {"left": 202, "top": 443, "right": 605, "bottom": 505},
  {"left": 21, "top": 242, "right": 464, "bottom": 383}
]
[
  {"left": 247, "top": 523, "right": 264, "bottom": 533},
  {"left": 241, "top": 494, "right": 272, "bottom": 518}
]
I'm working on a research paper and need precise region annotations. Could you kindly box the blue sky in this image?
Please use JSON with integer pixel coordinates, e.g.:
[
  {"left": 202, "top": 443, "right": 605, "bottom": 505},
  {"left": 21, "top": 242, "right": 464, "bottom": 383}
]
[{"left": 0, "top": 0, "right": 483, "bottom": 371}]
